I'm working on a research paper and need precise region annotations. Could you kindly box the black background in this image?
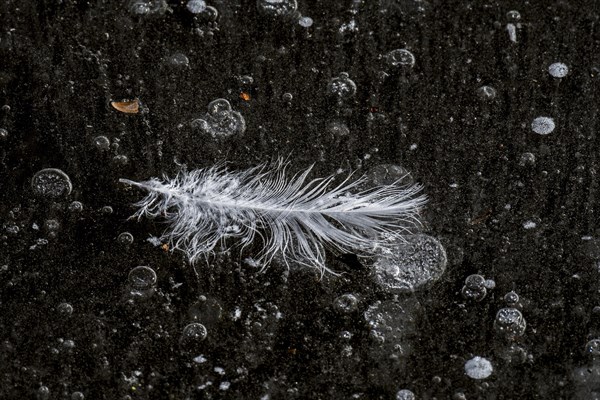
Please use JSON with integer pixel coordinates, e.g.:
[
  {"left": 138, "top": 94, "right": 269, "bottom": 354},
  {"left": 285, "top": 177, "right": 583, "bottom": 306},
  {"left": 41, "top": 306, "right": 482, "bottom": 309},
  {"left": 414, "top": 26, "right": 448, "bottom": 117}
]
[{"left": 1, "top": 0, "right": 600, "bottom": 398}]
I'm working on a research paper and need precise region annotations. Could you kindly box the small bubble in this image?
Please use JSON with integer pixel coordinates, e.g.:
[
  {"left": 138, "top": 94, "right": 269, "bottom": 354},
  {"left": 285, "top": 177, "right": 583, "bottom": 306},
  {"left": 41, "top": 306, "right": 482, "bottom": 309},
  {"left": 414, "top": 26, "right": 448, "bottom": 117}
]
[
  {"left": 181, "top": 322, "right": 208, "bottom": 342},
  {"left": 282, "top": 92, "right": 293, "bottom": 102},
  {"left": 168, "top": 52, "right": 190, "bottom": 67},
  {"left": 476, "top": 85, "right": 497, "bottom": 101},
  {"left": 327, "top": 121, "right": 350, "bottom": 137},
  {"left": 93, "top": 136, "right": 110, "bottom": 151},
  {"left": 494, "top": 307, "right": 526, "bottom": 340},
  {"left": 117, "top": 232, "right": 134, "bottom": 245},
  {"left": 298, "top": 16, "right": 313, "bottom": 27},
  {"left": 531, "top": 116, "right": 555, "bottom": 135},
  {"left": 548, "top": 62, "right": 568, "bottom": 78},
  {"left": 37, "top": 386, "right": 50, "bottom": 400},
  {"left": 128, "top": 266, "right": 157, "bottom": 290},
  {"left": 386, "top": 49, "right": 416, "bottom": 69},
  {"left": 506, "top": 10, "right": 521, "bottom": 21},
  {"left": 333, "top": 294, "right": 359, "bottom": 314},
  {"left": 186, "top": 0, "right": 206, "bottom": 13},
  {"left": 465, "top": 274, "right": 485, "bottom": 290},
  {"left": 238, "top": 75, "right": 254, "bottom": 85},
  {"left": 207, "top": 98, "right": 232, "bottom": 115},
  {"left": 71, "top": 392, "right": 85, "bottom": 400},
  {"left": 101, "top": 205, "right": 113, "bottom": 215},
  {"left": 328, "top": 73, "right": 357, "bottom": 99},
  {"left": 44, "top": 219, "right": 60, "bottom": 233},
  {"left": 113, "top": 154, "right": 129, "bottom": 165},
  {"left": 257, "top": 0, "right": 298, "bottom": 17},
  {"left": 519, "top": 152, "right": 536, "bottom": 167},
  {"left": 57, "top": 302, "right": 74, "bottom": 315},
  {"left": 464, "top": 356, "right": 493, "bottom": 379},
  {"left": 396, "top": 389, "right": 415, "bottom": 400},
  {"left": 0, "top": 128, "right": 8, "bottom": 140},
  {"left": 504, "top": 291, "right": 519, "bottom": 305},
  {"left": 68, "top": 201, "right": 83, "bottom": 213},
  {"left": 483, "top": 279, "right": 496, "bottom": 289},
  {"left": 585, "top": 339, "right": 600, "bottom": 357},
  {"left": 32, "top": 168, "right": 72, "bottom": 199}
]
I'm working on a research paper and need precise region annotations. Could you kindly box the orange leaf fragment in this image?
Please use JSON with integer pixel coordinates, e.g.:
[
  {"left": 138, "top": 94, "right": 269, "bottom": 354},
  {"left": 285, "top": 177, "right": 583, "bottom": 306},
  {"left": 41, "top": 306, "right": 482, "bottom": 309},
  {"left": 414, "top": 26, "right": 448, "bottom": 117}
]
[
  {"left": 111, "top": 99, "right": 140, "bottom": 114},
  {"left": 239, "top": 92, "right": 251, "bottom": 101}
]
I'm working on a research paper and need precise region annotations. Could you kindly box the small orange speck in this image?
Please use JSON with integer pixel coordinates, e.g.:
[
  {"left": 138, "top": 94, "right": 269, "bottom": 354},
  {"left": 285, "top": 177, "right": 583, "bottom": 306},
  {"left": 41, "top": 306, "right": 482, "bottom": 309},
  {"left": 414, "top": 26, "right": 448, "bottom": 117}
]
[
  {"left": 161, "top": 243, "right": 169, "bottom": 252},
  {"left": 111, "top": 99, "right": 140, "bottom": 114},
  {"left": 239, "top": 92, "right": 251, "bottom": 101},
  {"left": 288, "top": 348, "right": 297, "bottom": 355}
]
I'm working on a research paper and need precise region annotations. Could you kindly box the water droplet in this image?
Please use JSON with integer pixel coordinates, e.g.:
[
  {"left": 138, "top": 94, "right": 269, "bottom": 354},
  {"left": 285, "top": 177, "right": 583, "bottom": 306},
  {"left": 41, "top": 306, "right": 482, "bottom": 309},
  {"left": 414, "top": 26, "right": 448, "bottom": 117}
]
[
  {"left": 548, "top": 62, "right": 568, "bottom": 78},
  {"left": 32, "top": 168, "right": 73, "bottom": 199},
  {"left": 333, "top": 293, "right": 359, "bottom": 314},
  {"left": 494, "top": 307, "right": 526, "bottom": 340},
  {"left": 186, "top": 0, "right": 206, "bottom": 13},
  {"left": 386, "top": 49, "right": 416, "bottom": 69},
  {"left": 118, "top": 232, "right": 134, "bottom": 245},
  {"left": 374, "top": 235, "right": 447, "bottom": 293},
  {"left": 328, "top": 73, "right": 357, "bottom": 99},
  {"left": 476, "top": 85, "right": 497, "bottom": 101},
  {"left": 531, "top": 116, "right": 555, "bottom": 135},
  {"left": 93, "top": 136, "right": 110, "bottom": 151},
  {"left": 464, "top": 356, "right": 493, "bottom": 379},
  {"left": 128, "top": 266, "right": 157, "bottom": 290}
]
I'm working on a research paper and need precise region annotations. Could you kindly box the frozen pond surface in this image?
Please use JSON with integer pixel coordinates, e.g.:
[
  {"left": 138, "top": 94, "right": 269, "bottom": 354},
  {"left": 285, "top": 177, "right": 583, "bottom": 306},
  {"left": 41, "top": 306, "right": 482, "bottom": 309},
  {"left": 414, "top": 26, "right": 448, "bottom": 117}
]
[{"left": 0, "top": 0, "right": 599, "bottom": 399}]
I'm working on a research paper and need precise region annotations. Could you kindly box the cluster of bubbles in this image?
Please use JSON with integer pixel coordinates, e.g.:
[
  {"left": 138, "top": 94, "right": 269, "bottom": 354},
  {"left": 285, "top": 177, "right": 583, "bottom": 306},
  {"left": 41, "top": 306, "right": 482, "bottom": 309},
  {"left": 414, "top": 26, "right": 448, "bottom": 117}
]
[
  {"left": 461, "top": 274, "right": 495, "bottom": 301},
  {"left": 192, "top": 99, "right": 246, "bottom": 138},
  {"left": 373, "top": 234, "right": 447, "bottom": 293}
]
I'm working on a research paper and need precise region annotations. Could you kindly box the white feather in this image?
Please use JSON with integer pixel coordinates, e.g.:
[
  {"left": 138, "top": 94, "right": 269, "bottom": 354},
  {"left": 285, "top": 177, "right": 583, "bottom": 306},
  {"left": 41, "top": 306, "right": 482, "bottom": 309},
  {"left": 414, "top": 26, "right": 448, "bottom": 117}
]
[{"left": 120, "top": 160, "right": 426, "bottom": 274}]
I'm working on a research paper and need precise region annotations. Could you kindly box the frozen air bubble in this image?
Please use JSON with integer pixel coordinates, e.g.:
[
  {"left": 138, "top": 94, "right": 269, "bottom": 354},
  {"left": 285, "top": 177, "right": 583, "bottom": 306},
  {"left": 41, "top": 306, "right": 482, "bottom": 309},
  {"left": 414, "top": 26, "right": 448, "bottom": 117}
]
[
  {"left": 207, "top": 98, "right": 232, "bottom": 115},
  {"left": 333, "top": 294, "right": 359, "bottom": 314},
  {"left": 0, "top": 128, "right": 7, "bottom": 140},
  {"left": 531, "top": 116, "right": 555, "bottom": 135},
  {"left": 181, "top": 322, "right": 208, "bottom": 342},
  {"left": 128, "top": 266, "right": 157, "bottom": 290},
  {"left": 328, "top": 72, "right": 357, "bottom": 99},
  {"left": 299, "top": 16, "right": 313, "bottom": 27},
  {"left": 57, "top": 302, "right": 74, "bottom": 315},
  {"left": 476, "top": 85, "right": 497, "bottom": 101},
  {"left": 167, "top": 52, "right": 190, "bottom": 67},
  {"left": 504, "top": 291, "right": 519, "bottom": 305},
  {"left": 93, "top": 136, "right": 110, "bottom": 151},
  {"left": 373, "top": 234, "right": 447, "bottom": 293},
  {"left": 386, "top": 49, "right": 416, "bottom": 69},
  {"left": 68, "top": 201, "right": 83, "bottom": 213},
  {"left": 396, "top": 389, "right": 415, "bottom": 400},
  {"left": 117, "top": 232, "right": 134, "bottom": 245},
  {"left": 32, "top": 168, "right": 72, "bottom": 199},
  {"left": 548, "top": 62, "right": 568, "bottom": 78},
  {"left": 186, "top": 0, "right": 206, "bottom": 13},
  {"left": 71, "top": 392, "right": 84, "bottom": 400},
  {"left": 464, "top": 356, "right": 493, "bottom": 379},
  {"left": 494, "top": 307, "right": 526, "bottom": 340},
  {"left": 257, "top": 0, "right": 298, "bottom": 17},
  {"left": 585, "top": 339, "right": 600, "bottom": 357}
]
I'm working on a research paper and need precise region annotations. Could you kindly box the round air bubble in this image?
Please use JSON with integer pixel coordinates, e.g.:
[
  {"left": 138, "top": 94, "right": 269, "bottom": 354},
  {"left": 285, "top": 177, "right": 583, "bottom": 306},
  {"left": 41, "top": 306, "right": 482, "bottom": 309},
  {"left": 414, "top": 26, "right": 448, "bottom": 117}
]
[
  {"left": 465, "top": 356, "right": 493, "bottom": 379},
  {"left": 548, "top": 62, "right": 568, "bottom": 78},
  {"left": 531, "top": 116, "right": 555, "bottom": 135},
  {"left": 32, "top": 168, "right": 72, "bottom": 199},
  {"left": 374, "top": 234, "right": 447, "bottom": 293}
]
